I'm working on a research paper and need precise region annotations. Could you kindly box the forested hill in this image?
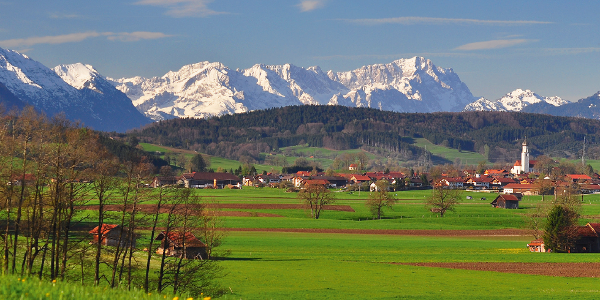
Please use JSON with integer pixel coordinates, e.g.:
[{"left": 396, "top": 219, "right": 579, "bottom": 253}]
[{"left": 131, "top": 106, "right": 600, "bottom": 163}]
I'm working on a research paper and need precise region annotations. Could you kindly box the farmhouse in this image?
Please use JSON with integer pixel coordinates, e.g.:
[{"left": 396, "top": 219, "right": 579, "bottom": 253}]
[
  {"left": 490, "top": 194, "right": 521, "bottom": 209},
  {"left": 150, "top": 176, "right": 178, "bottom": 188},
  {"left": 89, "top": 224, "right": 137, "bottom": 247},
  {"left": 503, "top": 183, "right": 536, "bottom": 195},
  {"left": 180, "top": 172, "right": 241, "bottom": 189},
  {"left": 155, "top": 231, "right": 208, "bottom": 259},
  {"left": 527, "top": 223, "right": 600, "bottom": 253}
]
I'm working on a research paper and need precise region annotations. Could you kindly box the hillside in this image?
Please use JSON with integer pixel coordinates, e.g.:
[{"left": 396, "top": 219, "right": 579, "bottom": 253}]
[{"left": 130, "top": 106, "right": 600, "bottom": 166}]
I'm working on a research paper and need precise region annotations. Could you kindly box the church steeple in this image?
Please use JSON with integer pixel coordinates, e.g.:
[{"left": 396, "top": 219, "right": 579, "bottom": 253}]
[{"left": 521, "top": 138, "right": 530, "bottom": 173}]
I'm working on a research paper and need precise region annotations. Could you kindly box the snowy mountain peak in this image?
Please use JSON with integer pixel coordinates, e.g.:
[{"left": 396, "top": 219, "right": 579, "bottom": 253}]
[
  {"left": 463, "top": 89, "right": 568, "bottom": 112},
  {"left": 53, "top": 63, "right": 103, "bottom": 91},
  {"left": 110, "top": 57, "right": 476, "bottom": 121}
]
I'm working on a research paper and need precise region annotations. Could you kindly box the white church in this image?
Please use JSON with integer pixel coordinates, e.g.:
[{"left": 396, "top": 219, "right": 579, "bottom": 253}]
[{"left": 510, "top": 139, "right": 536, "bottom": 175}]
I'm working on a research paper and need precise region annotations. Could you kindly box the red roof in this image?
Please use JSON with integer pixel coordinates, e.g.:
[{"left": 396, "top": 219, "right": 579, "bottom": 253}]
[
  {"left": 157, "top": 231, "right": 206, "bottom": 248},
  {"left": 351, "top": 175, "right": 371, "bottom": 181},
  {"left": 527, "top": 239, "right": 544, "bottom": 246},
  {"left": 504, "top": 183, "right": 534, "bottom": 190},
  {"left": 89, "top": 224, "right": 119, "bottom": 235},
  {"left": 578, "top": 226, "right": 597, "bottom": 238},
  {"left": 497, "top": 194, "right": 520, "bottom": 201},
  {"left": 567, "top": 174, "right": 592, "bottom": 180},
  {"left": 349, "top": 164, "right": 357, "bottom": 168},
  {"left": 303, "top": 179, "right": 330, "bottom": 185},
  {"left": 588, "top": 223, "right": 600, "bottom": 235}
]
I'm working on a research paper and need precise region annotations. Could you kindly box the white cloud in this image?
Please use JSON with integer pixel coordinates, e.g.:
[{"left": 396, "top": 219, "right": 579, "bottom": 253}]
[
  {"left": 455, "top": 39, "right": 534, "bottom": 50},
  {"left": 49, "top": 13, "right": 85, "bottom": 19},
  {"left": 106, "top": 31, "right": 172, "bottom": 42},
  {"left": 135, "top": 0, "right": 227, "bottom": 17},
  {"left": 313, "top": 52, "right": 488, "bottom": 61},
  {"left": 297, "top": 0, "right": 326, "bottom": 12},
  {"left": 541, "top": 47, "right": 600, "bottom": 55},
  {"left": 341, "top": 16, "right": 552, "bottom": 26},
  {"left": 0, "top": 31, "right": 173, "bottom": 48}
]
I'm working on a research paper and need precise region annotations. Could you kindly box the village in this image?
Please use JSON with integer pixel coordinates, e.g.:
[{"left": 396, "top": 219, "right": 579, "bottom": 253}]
[{"left": 144, "top": 140, "right": 600, "bottom": 255}]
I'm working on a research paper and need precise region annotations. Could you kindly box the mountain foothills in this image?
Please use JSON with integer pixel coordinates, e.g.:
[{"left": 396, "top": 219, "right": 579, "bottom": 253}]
[
  {"left": 1, "top": 46, "right": 600, "bottom": 132},
  {"left": 130, "top": 105, "right": 600, "bottom": 165},
  {"left": 0, "top": 48, "right": 151, "bottom": 132}
]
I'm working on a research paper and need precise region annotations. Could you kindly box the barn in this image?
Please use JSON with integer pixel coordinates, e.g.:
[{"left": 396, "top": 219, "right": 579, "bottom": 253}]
[
  {"left": 490, "top": 194, "right": 521, "bottom": 209},
  {"left": 89, "top": 224, "right": 137, "bottom": 247},
  {"left": 156, "top": 231, "right": 208, "bottom": 259}
]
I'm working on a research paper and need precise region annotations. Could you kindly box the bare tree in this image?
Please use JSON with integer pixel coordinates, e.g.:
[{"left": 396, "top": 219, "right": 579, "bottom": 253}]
[
  {"left": 298, "top": 184, "right": 335, "bottom": 219},
  {"left": 366, "top": 180, "right": 396, "bottom": 220},
  {"left": 426, "top": 185, "right": 461, "bottom": 217}
]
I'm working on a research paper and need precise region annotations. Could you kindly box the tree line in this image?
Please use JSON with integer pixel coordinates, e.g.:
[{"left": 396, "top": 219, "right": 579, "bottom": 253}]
[
  {"left": 129, "top": 106, "right": 600, "bottom": 164},
  {"left": 0, "top": 107, "right": 224, "bottom": 297}
]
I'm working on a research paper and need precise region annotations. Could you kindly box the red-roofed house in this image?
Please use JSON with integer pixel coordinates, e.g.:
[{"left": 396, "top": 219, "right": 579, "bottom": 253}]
[
  {"left": 156, "top": 231, "right": 207, "bottom": 259},
  {"left": 180, "top": 172, "right": 241, "bottom": 189},
  {"left": 89, "top": 224, "right": 137, "bottom": 247},
  {"left": 527, "top": 223, "right": 600, "bottom": 253},
  {"left": 437, "top": 178, "right": 465, "bottom": 189},
  {"left": 503, "top": 183, "right": 536, "bottom": 195},
  {"left": 566, "top": 174, "right": 592, "bottom": 184},
  {"left": 348, "top": 164, "right": 358, "bottom": 171},
  {"left": 350, "top": 174, "right": 371, "bottom": 184}
]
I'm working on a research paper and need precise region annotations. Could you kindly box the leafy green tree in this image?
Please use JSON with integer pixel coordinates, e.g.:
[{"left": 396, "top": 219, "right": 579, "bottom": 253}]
[
  {"left": 298, "top": 184, "right": 335, "bottom": 219},
  {"left": 189, "top": 154, "right": 207, "bottom": 172},
  {"left": 426, "top": 185, "right": 461, "bottom": 217},
  {"left": 542, "top": 205, "right": 579, "bottom": 252},
  {"left": 367, "top": 180, "right": 397, "bottom": 219}
]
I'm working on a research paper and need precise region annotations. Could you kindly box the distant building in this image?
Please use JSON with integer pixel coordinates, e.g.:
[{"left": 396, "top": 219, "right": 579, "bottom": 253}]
[{"left": 511, "top": 139, "right": 536, "bottom": 175}]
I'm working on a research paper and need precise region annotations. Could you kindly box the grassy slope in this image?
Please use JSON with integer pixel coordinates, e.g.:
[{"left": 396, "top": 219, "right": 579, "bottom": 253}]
[
  {"left": 412, "top": 138, "right": 488, "bottom": 165},
  {"left": 140, "top": 143, "right": 277, "bottom": 173}
]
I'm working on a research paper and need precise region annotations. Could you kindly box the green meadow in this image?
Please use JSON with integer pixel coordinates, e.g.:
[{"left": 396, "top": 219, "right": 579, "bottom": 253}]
[
  {"left": 188, "top": 187, "right": 600, "bottom": 299},
  {"left": 12, "top": 186, "right": 600, "bottom": 299}
]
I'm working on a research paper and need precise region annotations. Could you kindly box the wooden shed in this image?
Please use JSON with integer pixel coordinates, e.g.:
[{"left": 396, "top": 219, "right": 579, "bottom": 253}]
[
  {"left": 155, "top": 231, "right": 208, "bottom": 259},
  {"left": 490, "top": 194, "right": 521, "bottom": 209},
  {"left": 89, "top": 224, "right": 137, "bottom": 248}
]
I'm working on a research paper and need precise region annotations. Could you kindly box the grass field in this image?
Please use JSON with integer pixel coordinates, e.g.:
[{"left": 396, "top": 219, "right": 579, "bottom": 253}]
[{"left": 16, "top": 186, "right": 600, "bottom": 299}]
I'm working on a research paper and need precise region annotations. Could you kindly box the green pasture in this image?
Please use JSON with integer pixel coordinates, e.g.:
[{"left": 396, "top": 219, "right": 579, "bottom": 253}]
[
  {"left": 139, "top": 143, "right": 277, "bottom": 173},
  {"left": 412, "top": 138, "right": 488, "bottom": 165},
  {"left": 217, "top": 231, "right": 600, "bottom": 299}
]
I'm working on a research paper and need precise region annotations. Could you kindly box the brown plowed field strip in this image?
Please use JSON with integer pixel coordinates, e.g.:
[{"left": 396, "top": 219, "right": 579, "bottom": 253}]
[
  {"left": 77, "top": 203, "right": 354, "bottom": 213},
  {"left": 395, "top": 262, "right": 600, "bottom": 277},
  {"left": 222, "top": 228, "right": 531, "bottom": 236}
]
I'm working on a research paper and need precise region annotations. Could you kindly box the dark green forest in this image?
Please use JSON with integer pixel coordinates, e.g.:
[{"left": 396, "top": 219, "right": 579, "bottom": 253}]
[{"left": 129, "top": 106, "right": 600, "bottom": 164}]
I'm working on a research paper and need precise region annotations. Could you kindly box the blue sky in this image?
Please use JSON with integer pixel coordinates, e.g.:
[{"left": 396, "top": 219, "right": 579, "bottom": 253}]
[{"left": 0, "top": 0, "right": 599, "bottom": 101}]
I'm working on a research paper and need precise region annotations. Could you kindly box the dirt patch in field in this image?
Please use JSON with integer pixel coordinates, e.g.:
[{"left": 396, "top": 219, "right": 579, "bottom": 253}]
[
  {"left": 396, "top": 262, "right": 600, "bottom": 277},
  {"left": 77, "top": 203, "right": 354, "bottom": 213},
  {"left": 222, "top": 228, "right": 531, "bottom": 236},
  {"left": 76, "top": 203, "right": 354, "bottom": 217}
]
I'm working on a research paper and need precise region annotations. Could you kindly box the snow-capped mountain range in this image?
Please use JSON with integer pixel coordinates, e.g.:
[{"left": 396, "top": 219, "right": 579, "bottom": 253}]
[
  {"left": 108, "top": 57, "right": 476, "bottom": 121},
  {"left": 2, "top": 46, "right": 599, "bottom": 132},
  {"left": 0, "top": 47, "right": 151, "bottom": 132},
  {"left": 463, "top": 89, "right": 568, "bottom": 112}
]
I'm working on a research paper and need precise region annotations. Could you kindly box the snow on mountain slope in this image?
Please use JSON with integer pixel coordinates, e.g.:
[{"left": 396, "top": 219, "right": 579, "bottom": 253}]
[
  {"left": 0, "top": 48, "right": 78, "bottom": 111},
  {"left": 463, "top": 89, "right": 568, "bottom": 112},
  {"left": 329, "top": 57, "right": 475, "bottom": 112},
  {"left": 111, "top": 57, "right": 475, "bottom": 120},
  {"left": 0, "top": 47, "right": 150, "bottom": 131}
]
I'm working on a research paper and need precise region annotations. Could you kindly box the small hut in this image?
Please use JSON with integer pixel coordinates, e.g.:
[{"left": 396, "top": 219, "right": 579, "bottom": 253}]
[
  {"left": 155, "top": 231, "right": 207, "bottom": 259},
  {"left": 491, "top": 194, "right": 521, "bottom": 209},
  {"left": 89, "top": 224, "right": 137, "bottom": 247}
]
